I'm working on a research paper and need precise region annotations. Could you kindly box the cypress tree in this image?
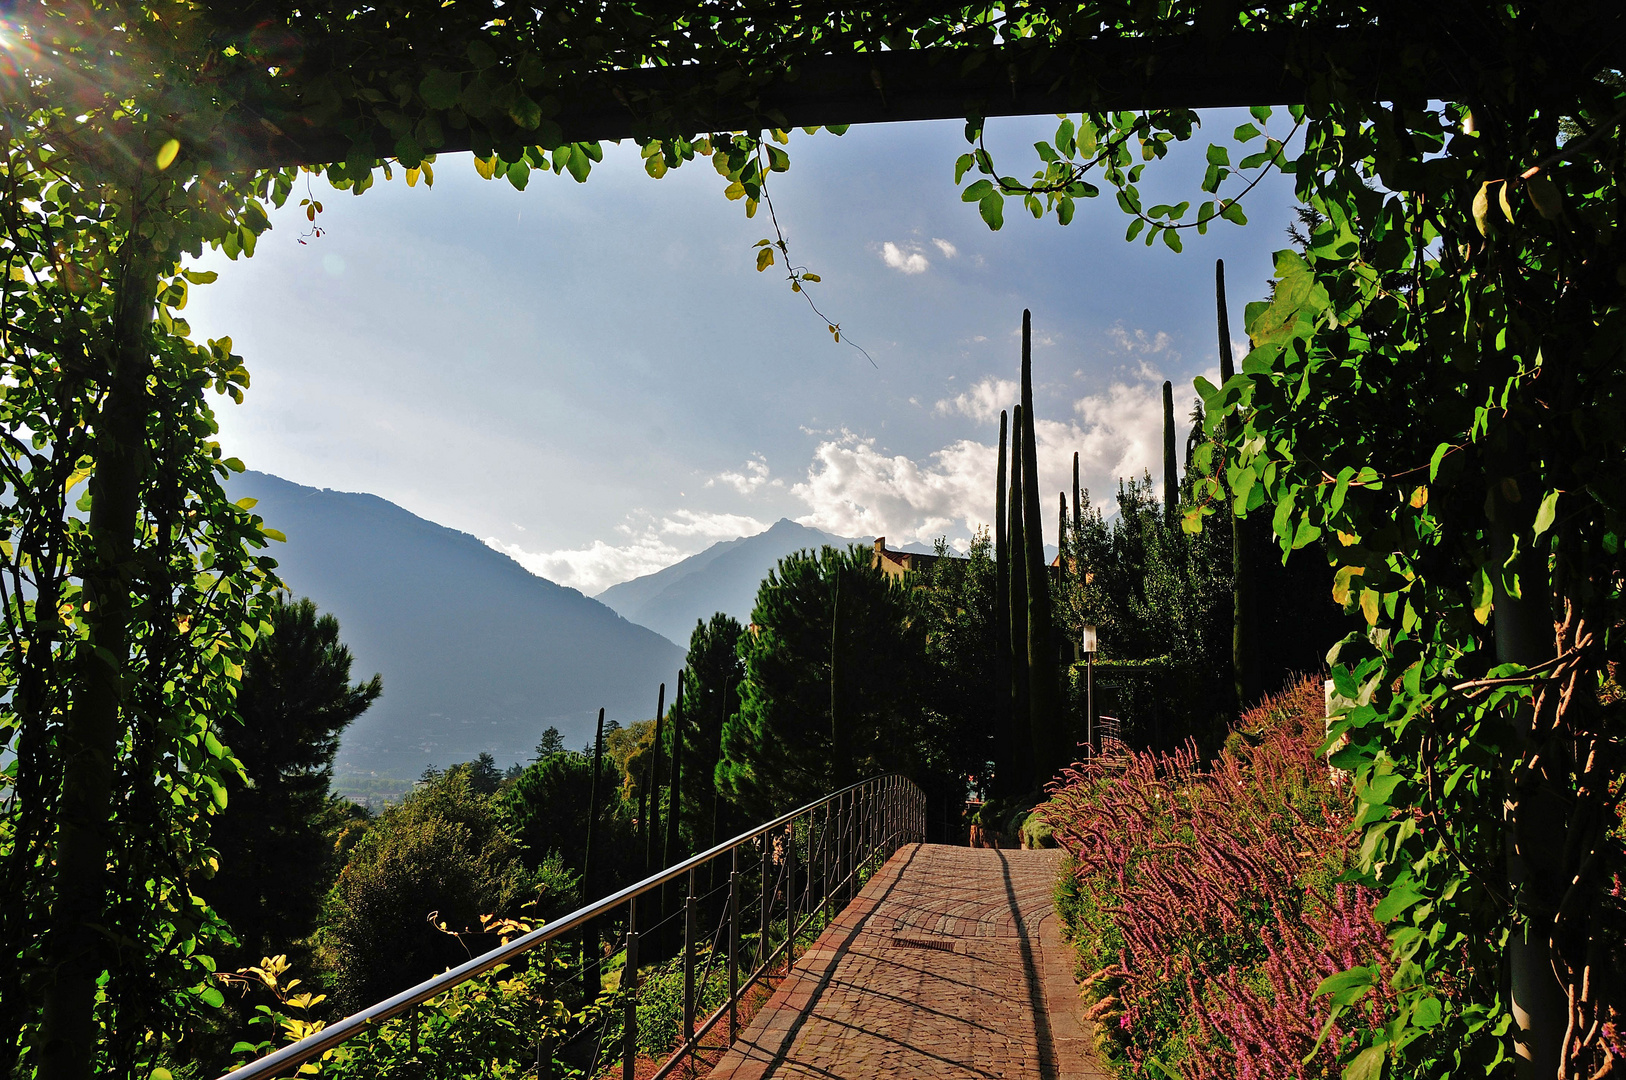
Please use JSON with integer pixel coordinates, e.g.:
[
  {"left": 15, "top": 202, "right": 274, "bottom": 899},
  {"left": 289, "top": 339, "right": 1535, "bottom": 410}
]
[
  {"left": 663, "top": 677, "right": 683, "bottom": 954},
  {"left": 643, "top": 683, "right": 664, "bottom": 876},
  {"left": 583, "top": 707, "right": 605, "bottom": 994},
  {"left": 1163, "top": 380, "right": 1178, "bottom": 524},
  {"left": 992, "top": 410, "right": 1014, "bottom": 796},
  {"left": 830, "top": 565, "right": 849, "bottom": 785},
  {"left": 1058, "top": 492, "right": 1068, "bottom": 583},
  {"left": 1007, "top": 404, "right": 1033, "bottom": 789},
  {"left": 1072, "top": 452, "right": 1081, "bottom": 537},
  {"left": 1020, "top": 310, "right": 1065, "bottom": 787},
  {"left": 1216, "top": 260, "right": 1253, "bottom": 710}
]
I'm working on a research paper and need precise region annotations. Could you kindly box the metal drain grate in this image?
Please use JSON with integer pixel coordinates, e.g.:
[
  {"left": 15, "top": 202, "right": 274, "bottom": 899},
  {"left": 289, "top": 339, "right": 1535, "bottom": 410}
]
[{"left": 891, "top": 937, "right": 957, "bottom": 952}]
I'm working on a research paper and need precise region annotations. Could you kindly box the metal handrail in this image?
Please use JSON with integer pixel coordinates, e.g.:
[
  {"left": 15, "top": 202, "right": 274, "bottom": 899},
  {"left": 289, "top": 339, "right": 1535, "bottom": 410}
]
[{"left": 219, "top": 772, "right": 926, "bottom": 1080}]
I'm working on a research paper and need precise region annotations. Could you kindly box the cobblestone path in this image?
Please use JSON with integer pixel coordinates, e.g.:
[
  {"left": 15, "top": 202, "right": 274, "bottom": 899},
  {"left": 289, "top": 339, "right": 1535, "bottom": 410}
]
[{"left": 705, "top": 843, "right": 1110, "bottom": 1080}]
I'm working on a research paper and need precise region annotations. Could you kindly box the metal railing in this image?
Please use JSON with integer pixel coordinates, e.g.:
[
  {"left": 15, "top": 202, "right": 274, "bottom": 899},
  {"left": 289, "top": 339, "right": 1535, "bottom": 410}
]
[{"left": 219, "top": 773, "right": 927, "bottom": 1080}]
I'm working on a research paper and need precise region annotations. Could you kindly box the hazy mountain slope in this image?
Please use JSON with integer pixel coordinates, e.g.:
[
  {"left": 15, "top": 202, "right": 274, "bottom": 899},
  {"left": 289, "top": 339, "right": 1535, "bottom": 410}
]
[
  {"left": 231, "top": 472, "right": 683, "bottom": 779},
  {"left": 593, "top": 519, "right": 1001, "bottom": 647},
  {"left": 595, "top": 519, "right": 850, "bottom": 646}
]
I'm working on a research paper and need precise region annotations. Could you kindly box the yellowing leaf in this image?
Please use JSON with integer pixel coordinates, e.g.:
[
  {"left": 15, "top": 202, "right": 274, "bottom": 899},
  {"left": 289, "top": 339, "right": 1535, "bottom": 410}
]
[
  {"left": 756, "top": 247, "right": 775, "bottom": 272},
  {"left": 1472, "top": 181, "right": 1492, "bottom": 236},
  {"left": 1409, "top": 485, "right": 1428, "bottom": 508},
  {"left": 1359, "top": 588, "right": 1379, "bottom": 626},
  {"left": 156, "top": 139, "right": 180, "bottom": 171},
  {"left": 1470, "top": 565, "right": 1493, "bottom": 624},
  {"left": 1333, "top": 565, "right": 1365, "bottom": 606}
]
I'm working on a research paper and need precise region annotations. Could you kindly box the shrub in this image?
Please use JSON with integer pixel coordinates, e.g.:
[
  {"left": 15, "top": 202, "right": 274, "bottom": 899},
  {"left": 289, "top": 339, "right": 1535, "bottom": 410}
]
[
  {"left": 1041, "top": 676, "right": 1399, "bottom": 1080},
  {"left": 320, "top": 768, "right": 565, "bottom": 1011}
]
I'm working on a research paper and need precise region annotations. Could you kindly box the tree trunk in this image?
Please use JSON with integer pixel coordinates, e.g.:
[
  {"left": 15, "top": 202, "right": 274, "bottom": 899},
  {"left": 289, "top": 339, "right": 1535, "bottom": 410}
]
[
  {"left": 37, "top": 243, "right": 160, "bottom": 1080},
  {"left": 1486, "top": 442, "right": 1567, "bottom": 1080}
]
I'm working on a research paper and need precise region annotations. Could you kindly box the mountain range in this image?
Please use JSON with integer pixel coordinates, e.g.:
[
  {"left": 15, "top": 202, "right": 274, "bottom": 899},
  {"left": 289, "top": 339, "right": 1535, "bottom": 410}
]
[{"left": 230, "top": 472, "right": 684, "bottom": 781}]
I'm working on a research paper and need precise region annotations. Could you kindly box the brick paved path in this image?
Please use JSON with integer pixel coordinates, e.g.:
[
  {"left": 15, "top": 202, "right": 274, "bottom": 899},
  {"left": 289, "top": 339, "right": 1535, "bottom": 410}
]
[{"left": 705, "top": 843, "right": 1110, "bottom": 1080}]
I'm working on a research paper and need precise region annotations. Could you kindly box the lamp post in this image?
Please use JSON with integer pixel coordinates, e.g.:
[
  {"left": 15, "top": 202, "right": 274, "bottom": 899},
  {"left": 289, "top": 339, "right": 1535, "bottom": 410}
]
[{"left": 1081, "top": 625, "right": 1098, "bottom": 758}]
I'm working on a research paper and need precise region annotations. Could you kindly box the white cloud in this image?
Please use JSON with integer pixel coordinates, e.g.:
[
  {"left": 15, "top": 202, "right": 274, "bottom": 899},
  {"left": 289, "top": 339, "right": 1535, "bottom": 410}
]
[
  {"left": 486, "top": 535, "right": 683, "bottom": 595},
  {"left": 934, "top": 376, "right": 1020, "bottom": 424},
  {"left": 791, "top": 430, "right": 991, "bottom": 543},
  {"left": 1107, "top": 324, "right": 1175, "bottom": 356},
  {"left": 931, "top": 238, "right": 958, "bottom": 258},
  {"left": 880, "top": 241, "right": 930, "bottom": 275},
  {"left": 790, "top": 331, "right": 1213, "bottom": 547},
  {"left": 706, "top": 454, "right": 778, "bottom": 494},
  {"left": 660, "top": 509, "right": 768, "bottom": 538},
  {"left": 487, "top": 509, "right": 767, "bottom": 593}
]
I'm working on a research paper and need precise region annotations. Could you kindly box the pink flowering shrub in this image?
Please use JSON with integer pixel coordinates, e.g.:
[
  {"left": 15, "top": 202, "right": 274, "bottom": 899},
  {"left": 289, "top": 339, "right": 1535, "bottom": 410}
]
[{"left": 1041, "top": 677, "right": 1399, "bottom": 1080}]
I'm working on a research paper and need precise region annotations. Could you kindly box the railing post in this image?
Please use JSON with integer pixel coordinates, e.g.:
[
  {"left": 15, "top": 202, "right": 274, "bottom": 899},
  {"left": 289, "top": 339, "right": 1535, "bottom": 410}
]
[
  {"left": 758, "top": 837, "right": 771, "bottom": 968},
  {"left": 623, "top": 900, "right": 639, "bottom": 1080},
  {"left": 728, "top": 846, "right": 740, "bottom": 1043},
  {"left": 683, "top": 868, "right": 697, "bottom": 1045},
  {"left": 408, "top": 1002, "right": 418, "bottom": 1062},
  {"left": 839, "top": 791, "right": 850, "bottom": 903},
  {"left": 537, "top": 1029, "right": 552, "bottom": 1080},
  {"left": 786, "top": 822, "right": 799, "bottom": 967},
  {"left": 822, "top": 800, "right": 832, "bottom": 916}
]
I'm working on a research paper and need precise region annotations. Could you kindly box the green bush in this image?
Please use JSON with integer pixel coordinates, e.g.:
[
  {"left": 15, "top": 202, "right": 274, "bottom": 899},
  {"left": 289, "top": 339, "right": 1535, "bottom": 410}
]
[{"left": 320, "top": 768, "right": 569, "bottom": 1011}]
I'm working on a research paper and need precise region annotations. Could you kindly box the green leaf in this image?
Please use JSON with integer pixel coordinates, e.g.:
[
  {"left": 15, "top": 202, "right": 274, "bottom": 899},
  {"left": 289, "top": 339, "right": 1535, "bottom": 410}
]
[
  {"left": 1343, "top": 1045, "right": 1386, "bottom": 1080},
  {"left": 1533, "top": 490, "right": 1559, "bottom": 537},
  {"left": 1206, "top": 144, "right": 1230, "bottom": 166},
  {"left": 1162, "top": 227, "right": 1182, "bottom": 252},
  {"left": 1056, "top": 118, "right": 1076, "bottom": 157},
  {"left": 979, "top": 192, "right": 1005, "bottom": 230},
  {"left": 1428, "top": 442, "right": 1453, "bottom": 481},
  {"left": 1219, "top": 200, "right": 1248, "bottom": 226},
  {"left": 1126, "top": 217, "right": 1146, "bottom": 242},
  {"left": 1372, "top": 883, "right": 1427, "bottom": 922},
  {"left": 1233, "top": 122, "right": 1261, "bottom": 142},
  {"left": 418, "top": 69, "right": 462, "bottom": 109},
  {"left": 1314, "top": 966, "right": 1377, "bottom": 1005},
  {"left": 509, "top": 95, "right": 542, "bottom": 131},
  {"left": 955, "top": 153, "right": 975, "bottom": 184}
]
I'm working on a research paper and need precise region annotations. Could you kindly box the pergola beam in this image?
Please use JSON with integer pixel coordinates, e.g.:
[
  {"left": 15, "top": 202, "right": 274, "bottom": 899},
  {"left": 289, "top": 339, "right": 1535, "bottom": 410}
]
[{"left": 247, "top": 28, "right": 1447, "bottom": 168}]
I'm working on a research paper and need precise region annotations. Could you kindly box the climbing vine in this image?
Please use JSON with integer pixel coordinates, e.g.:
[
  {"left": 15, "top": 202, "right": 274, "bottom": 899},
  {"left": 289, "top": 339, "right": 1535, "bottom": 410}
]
[
  {"left": 960, "top": 23, "right": 1626, "bottom": 1080},
  {"left": 6, "top": 3, "right": 1625, "bottom": 1080}
]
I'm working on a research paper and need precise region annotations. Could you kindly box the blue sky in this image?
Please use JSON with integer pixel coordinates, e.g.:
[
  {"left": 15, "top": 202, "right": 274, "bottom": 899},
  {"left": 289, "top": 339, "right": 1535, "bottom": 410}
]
[{"left": 185, "top": 111, "right": 1301, "bottom": 594}]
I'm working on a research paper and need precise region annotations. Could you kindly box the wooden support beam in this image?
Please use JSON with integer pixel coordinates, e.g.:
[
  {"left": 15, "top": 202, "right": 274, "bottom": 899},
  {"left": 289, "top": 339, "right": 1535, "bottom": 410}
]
[{"left": 237, "top": 28, "right": 1448, "bottom": 169}]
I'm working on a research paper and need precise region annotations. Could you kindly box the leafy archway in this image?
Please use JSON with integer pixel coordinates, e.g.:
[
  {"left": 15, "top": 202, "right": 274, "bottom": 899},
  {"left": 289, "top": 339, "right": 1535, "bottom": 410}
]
[{"left": 5, "top": 4, "right": 1625, "bottom": 1080}]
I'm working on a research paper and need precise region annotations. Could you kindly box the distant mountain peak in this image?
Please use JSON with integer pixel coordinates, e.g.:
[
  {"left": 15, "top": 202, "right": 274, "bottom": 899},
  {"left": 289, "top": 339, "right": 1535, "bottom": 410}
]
[{"left": 229, "top": 472, "right": 682, "bottom": 778}]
